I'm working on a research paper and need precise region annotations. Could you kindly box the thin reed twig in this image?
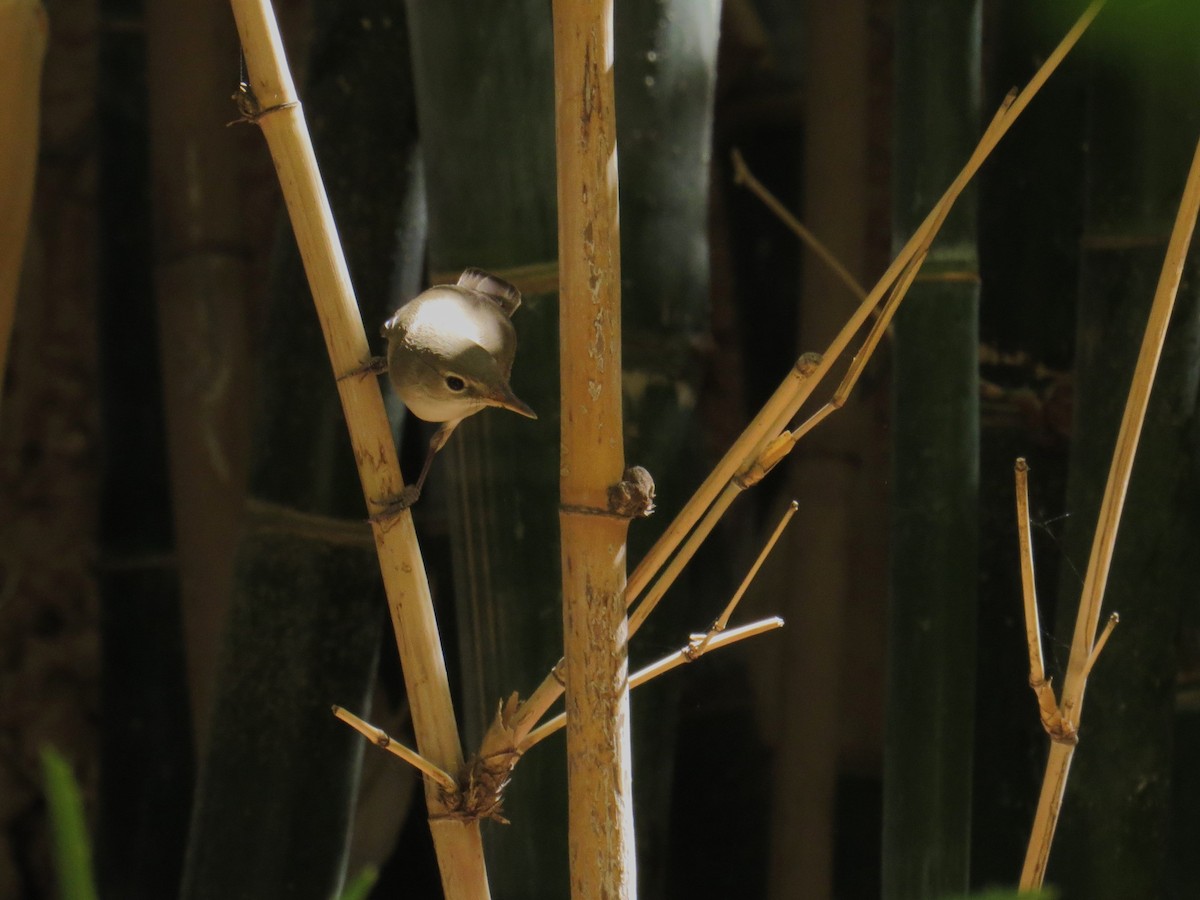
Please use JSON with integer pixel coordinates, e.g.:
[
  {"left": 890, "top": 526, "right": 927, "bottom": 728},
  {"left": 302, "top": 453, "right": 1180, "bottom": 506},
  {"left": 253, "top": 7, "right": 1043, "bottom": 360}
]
[{"left": 332, "top": 706, "right": 457, "bottom": 792}]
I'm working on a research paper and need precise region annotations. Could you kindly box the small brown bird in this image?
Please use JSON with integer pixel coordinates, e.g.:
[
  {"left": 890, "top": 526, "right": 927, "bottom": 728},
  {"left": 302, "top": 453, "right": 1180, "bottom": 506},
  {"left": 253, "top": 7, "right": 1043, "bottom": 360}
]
[{"left": 381, "top": 267, "right": 536, "bottom": 508}]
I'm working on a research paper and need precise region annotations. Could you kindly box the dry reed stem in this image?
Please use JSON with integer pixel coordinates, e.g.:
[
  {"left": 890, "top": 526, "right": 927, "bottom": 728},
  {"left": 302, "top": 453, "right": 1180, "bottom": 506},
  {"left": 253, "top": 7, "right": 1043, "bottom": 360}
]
[
  {"left": 1014, "top": 460, "right": 1060, "bottom": 733},
  {"left": 1019, "top": 132, "right": 1200, "bottom": 891},
  {"left": 1082, "top": 613, "right": 1119, "bottom": 681},
  {"left": 0, "top": 0, "right": 47, "bottom": 393},
  {"left": 521, "top": 617, "right": 785, "bottom": 751},
  {"left": 628, "top": 481, "right": 740, "bottom": 637},
  {"left": 507, "top": 2, "right": 1102, "bottom": 746},
  {"left": 624, "top": 353, "right": 821, "bottom": 607},
  {"left": 552, "top": 0, "right": 636, "bottom": 894},
  {"left": 527, "top": 499, "right": 796, "bottom": 750},
  {"left": 1014, "top": 460, "right": 1044, "bottom": 684},
  {"left": 732, "top": 148, "right": 869, "bottom": 302},
  {"left": 788, "top": 250, "right": 926, "bottom": 448},
  {"left": 227, "top": 2, "right": 487, "bottom": 895},
  {"left": 710, "top": 500, "right": 798, "bottom": 635},
  {"left": 332, "top": 706, "right": 457, "bottom": 793},
  {"left": 642, "top": 495, "right": 796, "bottom": 650}
]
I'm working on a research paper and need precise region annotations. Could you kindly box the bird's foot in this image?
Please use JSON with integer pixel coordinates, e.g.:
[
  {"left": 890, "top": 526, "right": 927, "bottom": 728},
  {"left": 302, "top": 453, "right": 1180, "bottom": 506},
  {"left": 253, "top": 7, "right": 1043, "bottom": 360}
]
[
  {"left": 340, "top": 355, "right": 388, "bottom": 381},
  {"left": 368, "top": 486, "right": 422, "bottom": 523}
]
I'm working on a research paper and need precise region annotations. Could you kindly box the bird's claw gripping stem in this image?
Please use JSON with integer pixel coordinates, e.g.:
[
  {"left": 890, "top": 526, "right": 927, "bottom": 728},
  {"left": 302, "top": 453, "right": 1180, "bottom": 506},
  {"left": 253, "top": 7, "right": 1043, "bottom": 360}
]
[
  {"left": 368, "top": 485, "right": 423, "bottom": 523},
  {"left": 341, "top": 356, "right": 388, "bottom": 381}
]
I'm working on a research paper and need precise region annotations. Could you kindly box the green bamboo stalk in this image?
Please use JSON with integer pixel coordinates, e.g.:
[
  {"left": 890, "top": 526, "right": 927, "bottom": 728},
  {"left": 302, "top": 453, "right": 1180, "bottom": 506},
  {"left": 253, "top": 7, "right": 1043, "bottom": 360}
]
[
  {"left": 884, "top": 1, "right": 981, "bottom": 897},
  {"left": 144, "top": 0, "right": 251, "bottom": 750},
  {"left": 612, "top": 3, "right": 720, "bottom": 894},
  {"left": 94, "top": 8, "right": 193, "bottom": 895},
  {"left": 401, "top": 2, "right": 564, "bottom": 894}
]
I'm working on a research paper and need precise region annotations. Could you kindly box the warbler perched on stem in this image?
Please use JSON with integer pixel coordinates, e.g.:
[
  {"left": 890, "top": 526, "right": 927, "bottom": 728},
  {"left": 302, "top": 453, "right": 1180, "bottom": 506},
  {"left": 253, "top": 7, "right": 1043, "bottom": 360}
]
[{"left": 375, "top": 267, "right": 536, "bottom": 510}]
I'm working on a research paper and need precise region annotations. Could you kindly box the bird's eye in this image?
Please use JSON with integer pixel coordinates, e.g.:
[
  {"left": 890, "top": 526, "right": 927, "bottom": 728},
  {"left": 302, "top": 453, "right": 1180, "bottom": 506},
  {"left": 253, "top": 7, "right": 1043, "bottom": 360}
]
[{"left": 444, "top": 375, "right": 466, "bottom": 392}]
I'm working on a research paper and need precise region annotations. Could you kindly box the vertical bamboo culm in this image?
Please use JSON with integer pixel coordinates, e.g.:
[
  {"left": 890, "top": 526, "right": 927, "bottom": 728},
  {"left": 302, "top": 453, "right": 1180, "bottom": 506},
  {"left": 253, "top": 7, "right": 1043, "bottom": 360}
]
[
  {"left": 552, "top": 0, "right": 638, "bottom": 896},
  {"left": 0, "top": 0, "right": 47, "bottom": 392}
]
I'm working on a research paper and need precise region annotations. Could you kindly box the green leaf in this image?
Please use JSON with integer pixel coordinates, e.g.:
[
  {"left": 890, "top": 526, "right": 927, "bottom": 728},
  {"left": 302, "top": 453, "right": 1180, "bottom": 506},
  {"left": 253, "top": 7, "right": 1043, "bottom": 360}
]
[
  {"left": 40, "top": 745, "right": 99, "bottom": 900},
  {"left": 338, "top": 865, "right": 379, "bottom": 900}
]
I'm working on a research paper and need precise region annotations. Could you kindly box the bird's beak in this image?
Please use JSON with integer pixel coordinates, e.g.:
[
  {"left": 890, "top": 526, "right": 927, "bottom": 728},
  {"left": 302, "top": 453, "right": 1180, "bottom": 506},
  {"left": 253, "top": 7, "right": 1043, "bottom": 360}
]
[{"left": 489, "top": 383, "right": 537, "bottom": 419}]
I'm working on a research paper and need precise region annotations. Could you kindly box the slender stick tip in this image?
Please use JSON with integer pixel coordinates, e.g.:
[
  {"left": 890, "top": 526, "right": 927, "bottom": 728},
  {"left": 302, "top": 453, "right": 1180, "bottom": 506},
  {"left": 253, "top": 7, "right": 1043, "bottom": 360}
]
[
  {"left": 1015, "top": 457, "right": 1029, "bottom": 472},
  {"left": 730, "top": 147, "right": 748, "bottom": 184}
]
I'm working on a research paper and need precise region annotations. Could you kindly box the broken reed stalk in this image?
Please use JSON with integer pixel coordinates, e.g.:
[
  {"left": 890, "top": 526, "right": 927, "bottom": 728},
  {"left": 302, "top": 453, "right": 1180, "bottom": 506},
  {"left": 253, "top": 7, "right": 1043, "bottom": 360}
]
[
  {"left": 0, "top": 0, "right": 47, "bottom": 394},
  {"left": 504, "top": 0, "right": 1104, "bottom": 748},
  {"left": 226, "top": 2, "right": 488, "bottom": 896},
  {"left": 1014, "top": 460, "right": 1061, "bottom": 733},
  {"left": 551, "top": 0, "right": 636, "bottom": 896},
  {"left": 521, "top": 617, "right": 785, "bottom": 750},
  {"left": 1018, "top": 133, "right": 1200, "bottom": 891},
  {"left": 331, "top": 706, "right": 457, "bottom": 793},
  {"left": 709, "top": 500, "right": 798, "bottom": 637}
]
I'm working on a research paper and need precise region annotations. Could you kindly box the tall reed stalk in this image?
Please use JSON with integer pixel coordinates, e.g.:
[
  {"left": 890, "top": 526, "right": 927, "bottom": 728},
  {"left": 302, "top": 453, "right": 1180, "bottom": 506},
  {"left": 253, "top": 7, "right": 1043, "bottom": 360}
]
[
  {"left": 551, "top": 0, "right": 638, "bottom": 895},
  {"left": 226, "top": 1, "right": 488, "bottom": 895}
]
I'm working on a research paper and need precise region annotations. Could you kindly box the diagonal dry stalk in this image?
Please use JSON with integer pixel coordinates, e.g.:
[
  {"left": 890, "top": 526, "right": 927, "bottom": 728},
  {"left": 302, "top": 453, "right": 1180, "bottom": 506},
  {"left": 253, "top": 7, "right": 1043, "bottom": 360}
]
[
  {"left": 1017, "top": 133, "right": 1200, "bottom": 891},
  {"left": 495, "top": 1, "right": 1105, "bottom": 754},
  {"left": 522, "top": 617, "right": 785, "bottom": 751},
  {"left": 227, "top": 1, "right": 488, "bottom": 895},
  {"left": 731, "top": 148, "right": 869, "bottom": 303}
]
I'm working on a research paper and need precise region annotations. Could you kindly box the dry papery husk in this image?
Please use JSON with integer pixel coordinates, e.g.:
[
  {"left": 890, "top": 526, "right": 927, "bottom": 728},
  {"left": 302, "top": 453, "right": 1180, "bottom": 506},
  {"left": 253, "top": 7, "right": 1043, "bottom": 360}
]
[{"left": 439, "top": 693, "right": 524, "bottom": 823}]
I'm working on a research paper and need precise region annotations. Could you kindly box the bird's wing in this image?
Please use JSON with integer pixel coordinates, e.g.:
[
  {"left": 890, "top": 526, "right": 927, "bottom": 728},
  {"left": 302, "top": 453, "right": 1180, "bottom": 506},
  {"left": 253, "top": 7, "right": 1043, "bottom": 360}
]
[{"left": 457, "top": 267, "right": 522, "bottom": 317}]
